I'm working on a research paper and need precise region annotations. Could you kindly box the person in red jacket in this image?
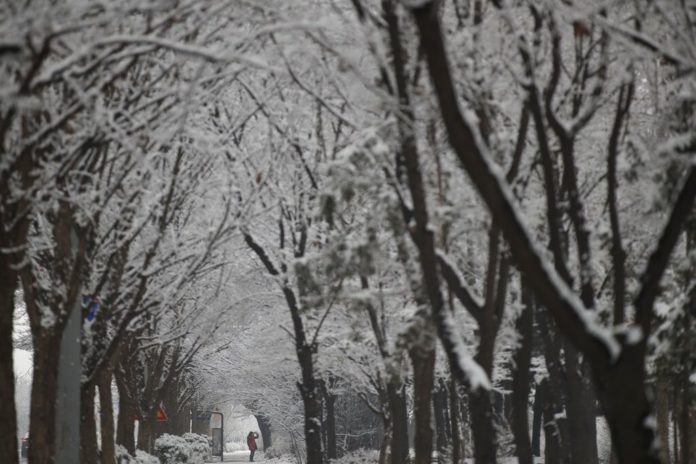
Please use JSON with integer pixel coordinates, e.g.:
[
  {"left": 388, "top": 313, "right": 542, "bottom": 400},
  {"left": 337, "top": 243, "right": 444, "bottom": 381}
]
[{"left": 247, "top": 431, "right": 259, "bottom": 462}]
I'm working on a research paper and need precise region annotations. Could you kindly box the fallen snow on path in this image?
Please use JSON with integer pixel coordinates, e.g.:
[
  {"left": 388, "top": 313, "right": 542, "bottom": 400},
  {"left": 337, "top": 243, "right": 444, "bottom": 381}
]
[
  {"left": 207, "top": 450, "right": 296, "bottom": 464},
  {"left": 207, "top": 452, "right": 545, "bottom": 464}
]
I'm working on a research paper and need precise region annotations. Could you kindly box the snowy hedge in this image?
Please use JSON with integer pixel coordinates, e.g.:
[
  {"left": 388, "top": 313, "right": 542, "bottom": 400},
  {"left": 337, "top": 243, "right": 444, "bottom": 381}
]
[
  {"left": 183, "top": 433, "right": 212, "bottom": 463},
  {"left": 154, "top": 433, "right": 211, "bottom": 464},
  {"left": 264, "top": 446, "right": 283, "bottom": 459},
  {"left": 115, "top": 445, "right": 161, "bottom": 464},
  {"left": 330, "top": 449, "right": 379, "bottom": 464}
]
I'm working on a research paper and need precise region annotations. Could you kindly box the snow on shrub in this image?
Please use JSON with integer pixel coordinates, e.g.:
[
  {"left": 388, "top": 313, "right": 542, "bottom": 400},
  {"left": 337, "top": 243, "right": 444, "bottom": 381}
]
[
  {"left": 264, "top": 446, "right": 283, "bottom": 459},
  {"left": 330, "top": 449, "right": 379, "bottom": 464},
  {"left": 136, "top": 450, "right": 163, "bottom": 464},
  {"left": 263, "top": 457, "right": 301, "bottom": 464},
  {"left": 115, "top": 444, "right": 161, "bottom": 464},
  {"left": 183, "top": 433, "right": 212, "bottom": 463},
  {"left": 154, "top": 433, "right": 211, "bottom": 464}
]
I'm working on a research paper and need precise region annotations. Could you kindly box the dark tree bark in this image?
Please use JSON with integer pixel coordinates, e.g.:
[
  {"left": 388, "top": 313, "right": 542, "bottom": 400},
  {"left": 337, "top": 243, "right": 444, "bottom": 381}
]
[
  {"left": 456, "top": 230, "right": 509, "bottom": 464},
  {"left": 81, "top": 383, "right": 98, "bottom": 464},
  {"left": 564, "top": 345, "right": 599, "bottom": 464},
  {"left": 297, "top": 349, "right": 323, "bottom": 464},
  {"left": 690, "top": 407, "right": 696, "bottom": 464},
  {"left": 411, "top": 341, "right": 435, "bottom": 464},
  {"left": 387, "top": 383, "right": 409, "bottom": 464},
  {"left": 531, "top": 383, "right": 543, "bottom": 457},
  {"left": 173, "top": 406, "right": 191, "bottom": 436},
  {"left": 542, "top": 383, "right": 561, "bottom": 464},
  {"left": 21, "top": 201, "right": 87, "bottom": 464},
  {"left": 468, "top": 389, "right": 496, "bottom": 464},
  {"left": 0, "top": 270, "right": 18, "bottom": 464},
  {"left": 679, "top": 369, "right": 691, "bottom": 464},
  {"left": 673, "top": 386, "right": 680, "bottom": 464},
  {"left": 115, "top": 370, "right": 136, "bottom": 455},
  {"left": 161, "top": 377, "right": 192, "bottom": 436},
  {"left": 654, "top": 375, "right": 671, "bottom": 464},
  {"left": 449, "top": 378, "right": 464, "bottom": 464},
  {"left": 0, "top": 86, "right": 36, "bottom": 464},
  {"left": 255, "top": 414, "right": 272, "bottom": 451},
  {"left": 137, "top": 416, "right": 154, "bottom": 453},
  {"left": 433, "top": 379, "right": 449, "bottom": 464},
  {"left": 28, "top": 335, "right": 61, "bottom": 464},
  {"left": 537, "top": 307, "right": 571, "bottom": 464},
  {"left": 357, "top": 277, "right": 399, "bottom": 464},
  {"left": 379, "top": 420, "right": 392, "bottom": 464},
  {"left": 511, "top": 282, "right": 533, "bottom": 464},
  {"left": 322, "top": 383, "right": 337, "bottom": 460},
  {"left": 98, "top": 369, "right": 116, "bottom": 464}
]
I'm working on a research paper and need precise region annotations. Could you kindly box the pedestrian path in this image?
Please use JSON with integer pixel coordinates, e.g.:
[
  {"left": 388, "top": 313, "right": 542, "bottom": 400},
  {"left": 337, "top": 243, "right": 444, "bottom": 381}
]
[{"left": 207, "top": 450, "right": 261, "bottom": 462}]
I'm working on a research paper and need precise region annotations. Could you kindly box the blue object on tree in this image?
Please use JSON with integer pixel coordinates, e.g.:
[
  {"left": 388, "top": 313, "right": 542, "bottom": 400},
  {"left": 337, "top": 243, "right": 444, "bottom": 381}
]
[{"left": 82, "top": 295, "right": 100, "bottom": 322}]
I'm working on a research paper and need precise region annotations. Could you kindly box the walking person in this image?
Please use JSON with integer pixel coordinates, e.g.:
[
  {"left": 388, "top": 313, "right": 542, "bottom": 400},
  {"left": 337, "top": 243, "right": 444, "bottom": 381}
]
[{"left": 247, "top": 431, "right": 259, "bottom": 462}]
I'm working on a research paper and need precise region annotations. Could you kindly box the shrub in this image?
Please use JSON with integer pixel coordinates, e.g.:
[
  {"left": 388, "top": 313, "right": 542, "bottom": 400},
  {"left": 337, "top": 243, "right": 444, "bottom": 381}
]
[
  {"left": 115, "top": 445, "right": 161, "bottom": 464},
  {"left": 183, "top": 433, "right": 212, "bottom": 463},
  {"left": 154, "top": 433, "right": 211, "bottom": 464},
  {"left": 264, "top": 446, "right": 283, "bottom": 459},
  {"left": 330, "top": 449, "right": 379, "bottom": 464},
  {"left": 155, "top": 434, "right": 191, "bottom": 464},
  {"left": 136, "top": 450, "right": 163, "bottom": 464}
]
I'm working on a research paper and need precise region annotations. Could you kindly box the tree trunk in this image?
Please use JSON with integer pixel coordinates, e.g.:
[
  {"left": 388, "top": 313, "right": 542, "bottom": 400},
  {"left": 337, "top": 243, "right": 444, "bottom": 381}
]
[
  {"left": 380, "top": 421, "right": 392, "bottom": 464},
  {"left": 689, "top": 405, "right": 696, "bottom": 464},
  {"left": 137, "top": 417, "right": 153, "bottom": 453},
  {"left": 595, "top": 344, "right": 660, "bottom": 464},
  {"left": 324, "top": 387, "right": 337, "bottom": 459},
  {"left": 654, "top": 375, "right": 671, "bottom": 464},
  {"left": 468, "top": 388, "right": 496, "bottom": 464},
  {"left": 542, "top": 382, "right": 561, "bottom": 464},
  {"left": 433, "top": 379, "right": 449, "bottom": 464},
  {"left": 388, "top": 382, "right": 409, "bottom": 464},
  {"left": 538, "top": 309, "right": 571, "bottom": 464},
  {"left": 680, "top": 370, "right": 691, "bottom": 464},
  {"left": 511, "top": 284, "right": 533, "bottom": 464},
  {"left": 298, "top": 344, "right": 323, "bottom": 464},
  {"left": 468, "top": 236, "right": 508, "bottom": 464},
  {"left": 174, "top": 407, "right": 190, "bottom": 436},
  {"left": 449, "top": 377, "right": 464, "bottom": 464},
  {"left": 28, "top": 335, "right": 61, "bottom": 464},
  {"left": 565, "top": 345, "right": 599, "bottom": 464},
  {"left": 115, "top": 372, "right": 136, "bottom": 455},
  {"left": 81, "top": 383, "right": 98, "bottom": 464},
  {"left": 531, "top": 383, "right": 543, "bottom": 457},
  {"left": 98, "top": 369, "right": 116, "bottom": 464},
  {"left": 0, "top": 270, "right": 18, "bottom": 464},
  {"left": 411, "top": 344, "right": 435, "bottom": 464},
  {"left": 255, "top": 414, "right": 272, "bottom": 451},
  {"left": 673, "top": 385, "right": 680, "bottom": 464}
]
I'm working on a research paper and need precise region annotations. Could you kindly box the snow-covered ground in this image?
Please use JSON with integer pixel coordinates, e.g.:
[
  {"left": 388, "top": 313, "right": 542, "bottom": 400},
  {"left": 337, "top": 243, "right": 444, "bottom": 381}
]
[
  {"left": 204, "top": 452, "right": 544, "bottom": 464},
  {"left": 206, "top": 450, "right": 276, "bottom": 463}
]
